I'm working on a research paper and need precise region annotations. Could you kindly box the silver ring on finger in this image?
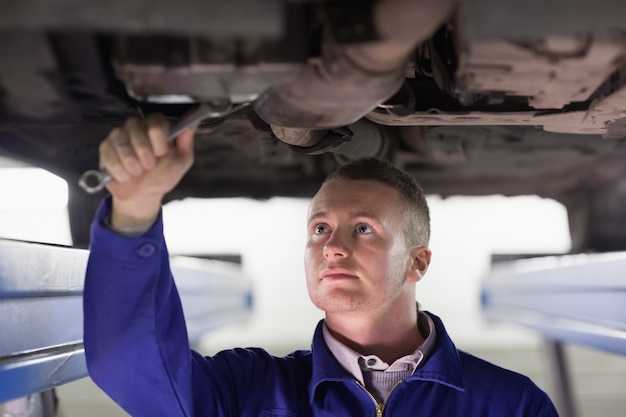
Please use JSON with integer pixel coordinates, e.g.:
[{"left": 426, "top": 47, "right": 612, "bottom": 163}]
[{"left": 115, "top": 141, "right": 131, "bottom": 151}]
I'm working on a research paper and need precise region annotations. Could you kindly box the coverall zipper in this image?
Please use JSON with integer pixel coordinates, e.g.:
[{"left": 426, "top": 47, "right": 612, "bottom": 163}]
[{"left": 356, "top": 380, "right": 403, "bottom": 417}]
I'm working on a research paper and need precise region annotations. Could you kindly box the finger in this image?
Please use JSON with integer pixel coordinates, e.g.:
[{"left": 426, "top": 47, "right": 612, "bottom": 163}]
[
  {"left": 113, "top": 120, "right": 143, "bottom": 176},
  {"left": 174, "top": 128, "right": 196, "bottom": 170},
  {"left": 125, "top": 117, "right": 156, "bottom": 170},
  {"left": 176, "top": 127, "right": 196, "bottom": 154},
  {"left": 145, "top": 114, "right": 171, "bottom": 158},
  {"left": 99, "top": 134, "right": 131, "bottom": 183}
]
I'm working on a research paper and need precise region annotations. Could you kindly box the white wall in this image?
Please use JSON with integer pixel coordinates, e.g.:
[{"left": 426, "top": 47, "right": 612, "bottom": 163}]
[{"left": 0, "top": 168, "right": 72, "bottom": 246}]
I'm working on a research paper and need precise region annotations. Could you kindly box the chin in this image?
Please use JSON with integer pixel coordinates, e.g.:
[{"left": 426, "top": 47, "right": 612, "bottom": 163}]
[{"left": 310, "top": 290, "right": 365, "bottom": 314}]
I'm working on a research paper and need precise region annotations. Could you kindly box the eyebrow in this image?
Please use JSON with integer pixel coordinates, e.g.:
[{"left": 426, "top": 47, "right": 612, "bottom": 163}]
[{"left": 307, "top": 210, "right": 380, "bottom": 225}]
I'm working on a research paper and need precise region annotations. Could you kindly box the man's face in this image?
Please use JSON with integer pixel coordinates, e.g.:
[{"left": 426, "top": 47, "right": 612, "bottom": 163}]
[{"left": 304, "top": 179, "right": 426, "bottom": 315}]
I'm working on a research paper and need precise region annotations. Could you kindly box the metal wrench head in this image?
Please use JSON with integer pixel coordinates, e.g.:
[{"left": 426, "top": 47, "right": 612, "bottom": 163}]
[{"left": 79, "top": 169, "right": 112, "bottom": 194}]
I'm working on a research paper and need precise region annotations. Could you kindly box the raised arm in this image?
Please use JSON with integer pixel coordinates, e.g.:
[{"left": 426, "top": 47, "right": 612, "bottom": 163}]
[
  {"left": 83, "top": 115, "right": 197, "bottom": 416},
  {"left": 83, "top": 116, "right": 308, "bottom": 417}
]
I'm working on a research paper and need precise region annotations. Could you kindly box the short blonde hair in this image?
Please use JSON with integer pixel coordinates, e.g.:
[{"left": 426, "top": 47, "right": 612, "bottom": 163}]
[{"left": 324, "top": 158, "right": 430, "bottom": 246}]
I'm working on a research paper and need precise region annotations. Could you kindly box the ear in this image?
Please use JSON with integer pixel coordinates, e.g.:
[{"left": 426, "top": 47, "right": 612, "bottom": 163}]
[{"left": 406, "top": 246, "right": 432, "bottom": 283}]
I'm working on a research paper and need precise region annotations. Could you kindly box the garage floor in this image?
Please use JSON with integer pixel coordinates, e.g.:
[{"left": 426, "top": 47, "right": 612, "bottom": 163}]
[{"left": 54, "top": 343, "right": 626, "bottom": 417}]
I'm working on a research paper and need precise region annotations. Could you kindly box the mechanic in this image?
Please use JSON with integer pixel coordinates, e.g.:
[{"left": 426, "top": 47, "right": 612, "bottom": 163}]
[{"left": 83, "top": 114, "right": 559, "bottom": 416}]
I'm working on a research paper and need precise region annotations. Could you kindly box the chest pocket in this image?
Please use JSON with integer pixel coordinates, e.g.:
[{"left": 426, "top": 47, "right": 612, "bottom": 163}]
[{"left": 259, "top": 410, "right": 298, "bottom": 417}]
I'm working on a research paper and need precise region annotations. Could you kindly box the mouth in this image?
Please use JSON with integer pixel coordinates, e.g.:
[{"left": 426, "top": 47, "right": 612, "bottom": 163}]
[{"left": 320, "top": 268, "right": 358, "bottom": 281}]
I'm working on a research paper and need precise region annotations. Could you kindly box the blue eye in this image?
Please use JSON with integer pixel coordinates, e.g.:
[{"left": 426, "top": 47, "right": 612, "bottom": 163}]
[
  {"left": 314, "top": 224, "right": 329, "bottom": 234},
  {"left": 356, "top": 223, "right": 372, "bottom": 234}
]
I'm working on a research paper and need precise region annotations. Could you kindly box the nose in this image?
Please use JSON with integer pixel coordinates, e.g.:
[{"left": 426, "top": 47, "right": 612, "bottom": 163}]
[{"left": 323, "top": 230, "right": 350, "bottom": 259}]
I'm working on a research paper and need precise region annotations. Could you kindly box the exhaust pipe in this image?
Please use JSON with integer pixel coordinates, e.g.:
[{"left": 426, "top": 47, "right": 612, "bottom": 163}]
[{"left": 255, "top": 0, "right": 454, "bottom": 152}]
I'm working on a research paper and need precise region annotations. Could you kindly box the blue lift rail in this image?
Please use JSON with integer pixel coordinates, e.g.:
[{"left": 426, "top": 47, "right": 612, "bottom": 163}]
[
  {"left": 481, "top": 252, "right": 626, "bottom": 355},
  {"left": 481, "top": 252, "right": 626, "bottom": 417},
  {"left": 0, "top": 238, "right": 253, "bottom": 403}
]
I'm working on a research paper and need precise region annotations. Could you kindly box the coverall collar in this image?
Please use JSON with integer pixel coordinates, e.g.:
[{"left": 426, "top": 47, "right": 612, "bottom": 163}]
[{"left": 309, "top": 311, "right": 465, "bottom": 404}]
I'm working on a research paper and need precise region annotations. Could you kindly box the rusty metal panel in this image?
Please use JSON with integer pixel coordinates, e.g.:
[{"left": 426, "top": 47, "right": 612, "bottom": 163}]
[
  {"left": 462, "top": 0, "right": 626, "bottom": 41},
  {"left": 0, "top": 0, "right": 282, "bottom": 36}
]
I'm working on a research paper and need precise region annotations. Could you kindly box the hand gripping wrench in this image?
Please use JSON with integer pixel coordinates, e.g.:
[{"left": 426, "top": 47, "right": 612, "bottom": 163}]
[{"left": 78, "top": 102, "right": 249, "bottom": 194}]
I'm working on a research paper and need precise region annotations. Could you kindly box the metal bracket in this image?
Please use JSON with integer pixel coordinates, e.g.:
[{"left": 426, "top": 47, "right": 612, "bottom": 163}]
[{"left": 287, "top": 126, "right": 354, "bottom": 155}]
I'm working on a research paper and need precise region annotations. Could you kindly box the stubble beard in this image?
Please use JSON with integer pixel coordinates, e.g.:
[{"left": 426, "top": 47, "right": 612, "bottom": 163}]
[
  {"left": 310, "top": 286, "right": 368, "bottom": 314},
  {"left": 309, "top": 280, "right": 406, "bottom": 315}
]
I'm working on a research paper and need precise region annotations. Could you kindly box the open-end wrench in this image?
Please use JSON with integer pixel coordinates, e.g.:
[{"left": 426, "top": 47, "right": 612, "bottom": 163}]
[{"left": 78, "top": 102, "right": 250, "bottom": 194}]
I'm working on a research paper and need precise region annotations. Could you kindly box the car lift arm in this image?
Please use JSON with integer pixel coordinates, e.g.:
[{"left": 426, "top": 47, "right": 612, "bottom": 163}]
[
  {"left": 0, "top": 238, "right": 253, "bottom": 403},
  {"left": 481, "top": 252, "right": 626, "bottom": 417}
]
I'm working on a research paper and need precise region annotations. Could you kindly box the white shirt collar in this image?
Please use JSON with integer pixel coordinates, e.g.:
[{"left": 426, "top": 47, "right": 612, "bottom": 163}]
[{"left": 322, "top": 311, "right": 436, "bottom": 384}]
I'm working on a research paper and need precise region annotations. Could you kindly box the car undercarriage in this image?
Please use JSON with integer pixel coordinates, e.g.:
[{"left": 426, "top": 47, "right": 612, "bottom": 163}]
[{"left": 1, "top": 0, "right": 626, "bottom": 251}]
